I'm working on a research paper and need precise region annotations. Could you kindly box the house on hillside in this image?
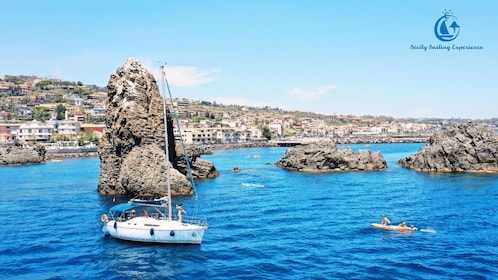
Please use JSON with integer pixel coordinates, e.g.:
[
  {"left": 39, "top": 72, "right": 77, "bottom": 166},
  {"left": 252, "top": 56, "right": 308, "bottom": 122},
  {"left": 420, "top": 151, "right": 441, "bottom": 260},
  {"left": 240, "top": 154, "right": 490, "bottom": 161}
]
[
  {"left": 14, "top": 106, "right": 33, "bottom": 120},
  {"left": 0, "top": 111, "right": 12, "bottom": 121}
]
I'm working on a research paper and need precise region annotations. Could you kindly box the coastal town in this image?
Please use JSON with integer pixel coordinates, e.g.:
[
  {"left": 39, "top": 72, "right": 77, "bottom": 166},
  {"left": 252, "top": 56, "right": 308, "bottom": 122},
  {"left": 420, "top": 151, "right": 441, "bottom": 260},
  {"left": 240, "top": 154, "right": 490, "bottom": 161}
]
[{"left": 1, "top": 74, "right": 497, "bottom": 148}]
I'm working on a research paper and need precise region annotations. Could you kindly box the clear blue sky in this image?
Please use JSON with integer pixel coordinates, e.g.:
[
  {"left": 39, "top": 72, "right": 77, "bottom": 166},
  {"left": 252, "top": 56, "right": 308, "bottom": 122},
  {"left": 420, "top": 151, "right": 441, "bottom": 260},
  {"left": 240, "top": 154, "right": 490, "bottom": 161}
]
[{"left": 2, "top": 1, "right": 497, "bottom": 119}]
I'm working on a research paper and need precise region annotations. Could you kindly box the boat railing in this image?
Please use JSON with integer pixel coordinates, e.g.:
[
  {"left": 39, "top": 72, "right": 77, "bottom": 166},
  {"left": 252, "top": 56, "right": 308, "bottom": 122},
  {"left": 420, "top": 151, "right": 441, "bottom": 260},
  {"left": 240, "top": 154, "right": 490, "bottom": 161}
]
[{"left": 174, "top": 214, "right": 209, "bottom": 228}]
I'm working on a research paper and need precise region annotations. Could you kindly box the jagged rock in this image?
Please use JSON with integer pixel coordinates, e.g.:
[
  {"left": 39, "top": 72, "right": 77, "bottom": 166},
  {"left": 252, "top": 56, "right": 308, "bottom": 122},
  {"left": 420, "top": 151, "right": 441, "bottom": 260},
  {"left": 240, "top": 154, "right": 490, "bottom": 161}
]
[
  {"left": 174, "top": 144, "right": 219, "bottom": 178},
  {"left": 275, "top": 140, "right": 387, "bottom": 171},
  {"left": 0, "top": 144, "right": 46, "bottom": 165},
  {"left": 118, "top": 145, "right": 193, "bottom": 196},
  {"left": 97, "top": 58, "right": 218, "bottom": 197},
  {"left": 398, "top": 122, "right": 498, "bottom": 173}
]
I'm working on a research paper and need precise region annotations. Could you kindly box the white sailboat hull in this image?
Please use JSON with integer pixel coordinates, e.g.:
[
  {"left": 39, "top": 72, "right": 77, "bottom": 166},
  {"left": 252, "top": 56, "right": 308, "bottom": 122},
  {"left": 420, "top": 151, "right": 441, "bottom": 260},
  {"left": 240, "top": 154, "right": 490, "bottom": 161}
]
[{"left": 103, "top": 216, "right": 207, "bottom": 244}]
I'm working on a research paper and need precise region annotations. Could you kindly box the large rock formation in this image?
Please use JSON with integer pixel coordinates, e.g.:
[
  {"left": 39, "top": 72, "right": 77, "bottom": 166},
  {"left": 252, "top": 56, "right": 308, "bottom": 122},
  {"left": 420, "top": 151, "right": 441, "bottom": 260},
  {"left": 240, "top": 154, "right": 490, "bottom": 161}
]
[
  {"left": 0, "top": 142, "right": 46, "bottom": 165},
  {"left": 398, "top": 122, "right": 498, "bottom": 173},
  {"left": 275, "top": 140, "right": 387, "bottom": 171},
  {"left": 97, "top": 58, "right": 218, "bottom": 197}
]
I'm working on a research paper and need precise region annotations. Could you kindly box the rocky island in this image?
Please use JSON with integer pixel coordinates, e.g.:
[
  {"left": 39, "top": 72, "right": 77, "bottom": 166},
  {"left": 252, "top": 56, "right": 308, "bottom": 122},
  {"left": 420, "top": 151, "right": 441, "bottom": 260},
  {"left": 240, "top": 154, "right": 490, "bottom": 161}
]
[
  {"left": 398, "top": 122, "right": 498, "bottom": 173},
  {"left": 97, "top": 58, "right": 218, "bottom": 197},
  {"left": 0, "top": 141, "right": 45, "bottom": 166},
  {"left": 275, "top": 140, "right": 387, "bottom": 171}
]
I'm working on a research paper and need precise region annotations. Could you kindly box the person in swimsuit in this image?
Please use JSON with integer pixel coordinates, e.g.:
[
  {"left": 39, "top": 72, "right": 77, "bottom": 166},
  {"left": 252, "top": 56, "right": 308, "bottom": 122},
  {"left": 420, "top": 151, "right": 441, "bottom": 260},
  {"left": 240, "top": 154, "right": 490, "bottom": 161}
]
[
  {"left": 381, "top": 214, "right": 391, "bottom": 225},
  {"left": 176, "top": 204, "right": 186, "bottom": 223}
]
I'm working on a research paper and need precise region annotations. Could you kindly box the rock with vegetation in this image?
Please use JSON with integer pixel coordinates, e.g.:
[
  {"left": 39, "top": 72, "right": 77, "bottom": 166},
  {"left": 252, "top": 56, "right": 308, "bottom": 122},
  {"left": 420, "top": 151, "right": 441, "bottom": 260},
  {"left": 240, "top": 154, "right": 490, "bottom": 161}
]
[
  {"left": 275, "top": 140, "right": 387, "bottom": 171},
  {"left": 0, "top": 142, "right": 46, "bottom": 165},
  {"left": 398, "top": 122, "right": 498, "bottom": 173},
  {"left": 97, "top": 58, "right": 218, "bottom": 197}
]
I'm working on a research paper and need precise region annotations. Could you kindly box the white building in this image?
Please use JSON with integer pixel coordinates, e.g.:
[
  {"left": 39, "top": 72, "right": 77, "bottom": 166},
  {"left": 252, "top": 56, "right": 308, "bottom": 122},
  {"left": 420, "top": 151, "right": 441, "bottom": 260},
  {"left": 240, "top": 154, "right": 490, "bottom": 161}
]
[
  {"left": 17, "top": 121, "right": 54, "bottom": 142},
  {"left": 16, "top": 120, "right": 81, "bottom": 142},
  {"left": 52, "top": 120, "right": 80, "bottom": 139}
]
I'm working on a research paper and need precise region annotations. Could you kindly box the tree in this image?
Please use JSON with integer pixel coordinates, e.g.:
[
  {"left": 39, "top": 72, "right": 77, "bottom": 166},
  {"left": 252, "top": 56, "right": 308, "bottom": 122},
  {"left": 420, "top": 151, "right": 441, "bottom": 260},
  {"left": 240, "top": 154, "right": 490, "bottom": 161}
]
[
  {"left": 51, "top": 132, "right": 68, "bottom": 142},
  {"left": 261, "top": 125, "right": 272, "bottom": 140},
  {"left": 33, "top": 106, "right": 50, "bottom": 121},
  {"left": 56, "top": 104, "right": 66, "bottom": 120},
  {"left": 78, "top": 130, "right": 99, "bottom": 145}
]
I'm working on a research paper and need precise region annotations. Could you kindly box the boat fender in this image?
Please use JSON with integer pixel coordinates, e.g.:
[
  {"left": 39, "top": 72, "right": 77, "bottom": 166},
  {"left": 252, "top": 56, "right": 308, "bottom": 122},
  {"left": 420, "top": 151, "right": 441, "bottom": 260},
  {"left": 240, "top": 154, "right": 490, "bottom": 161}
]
[
  {"left": 101, "top": 214, "right": 108, "bottom": 223},
  {"left": 170, "top": 230, "right": 175, "bottom": 236},
  {"left": 150, "top": 228, "right": 154, "bottom": 236},
  {"left": 113, "top": 221, "right": 117, "bottom": 229}
]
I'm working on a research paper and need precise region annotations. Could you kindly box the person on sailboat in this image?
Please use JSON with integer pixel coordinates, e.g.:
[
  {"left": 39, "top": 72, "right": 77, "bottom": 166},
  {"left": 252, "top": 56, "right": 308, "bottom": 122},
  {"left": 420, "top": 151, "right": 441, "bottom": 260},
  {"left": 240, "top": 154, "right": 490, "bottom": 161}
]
[
  {"left": 381, "top": 214, "right": 391, "bottom": 225},
  {"left": 176, "top": 204, "right": 186, "bottom": 223}
]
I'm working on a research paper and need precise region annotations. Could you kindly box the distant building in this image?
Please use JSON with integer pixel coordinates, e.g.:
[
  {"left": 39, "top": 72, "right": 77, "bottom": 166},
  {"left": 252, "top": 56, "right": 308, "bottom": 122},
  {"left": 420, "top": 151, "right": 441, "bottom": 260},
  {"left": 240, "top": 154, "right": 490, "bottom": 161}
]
[
  {"left": 80, "top": 124, "right": 105, "bottom": 138},
  {"left": 181, "top": 128, "right": 217, "bottom": 144},
  {"left": 16, "top": 120, "right": 83, "bottom": 142},
  {"left": 14, "top": 106, "right": 33, "bottom": 120},
  {"left": 176, "top": 98, "right": 191, "bottom": 107},
  {"left": 52, "top": 120, "right": 80, "bottom": 139},
  {"left": 0, "top": 111, "right": 12, "bottom": 121},
  {"left": 17, "top": 121, "right": 54, "bottom": 142},
  {"left": 0, "top": 123, "right": 20, "bottom": 142}
]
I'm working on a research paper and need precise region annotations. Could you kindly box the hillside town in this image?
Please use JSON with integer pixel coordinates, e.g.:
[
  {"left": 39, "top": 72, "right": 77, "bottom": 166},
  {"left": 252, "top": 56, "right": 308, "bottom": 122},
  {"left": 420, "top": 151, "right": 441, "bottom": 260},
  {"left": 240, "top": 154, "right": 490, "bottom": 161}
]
[{"left": 1, "top": 74, "right": 497, "bottom": 147}]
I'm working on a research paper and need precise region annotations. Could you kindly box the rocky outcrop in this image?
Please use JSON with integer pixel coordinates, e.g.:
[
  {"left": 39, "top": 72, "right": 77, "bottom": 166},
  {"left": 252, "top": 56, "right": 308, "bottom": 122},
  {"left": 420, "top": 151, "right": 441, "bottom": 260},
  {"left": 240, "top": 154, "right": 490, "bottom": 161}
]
[
  {"left": 174, "top": 144, "right": 219, "bottom": 179},
  {"left": 398, "top": 122, "right": 498, "bottom": 173},
  {"left": 275, "top": 140, "right": 387, "bottom": 171},
  {"left": 97, "top": 58, "right": 218, "bottom": 197},
  {"left": 0, "top": 143, "right": 46, "bottom": 165}
]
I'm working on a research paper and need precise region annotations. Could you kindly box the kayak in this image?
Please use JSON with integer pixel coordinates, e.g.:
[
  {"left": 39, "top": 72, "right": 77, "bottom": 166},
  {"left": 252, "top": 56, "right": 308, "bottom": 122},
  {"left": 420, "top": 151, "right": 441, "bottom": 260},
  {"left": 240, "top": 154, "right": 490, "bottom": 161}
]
[{"left": 371, "top": 223, "right": 417, "bottom": 231}]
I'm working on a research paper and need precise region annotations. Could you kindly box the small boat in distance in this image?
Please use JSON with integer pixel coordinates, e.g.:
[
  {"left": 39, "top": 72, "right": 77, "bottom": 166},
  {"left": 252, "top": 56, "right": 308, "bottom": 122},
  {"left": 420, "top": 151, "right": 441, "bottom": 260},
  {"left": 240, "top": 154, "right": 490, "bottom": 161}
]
[{"left": 101, "top": 65, "right": 208, "bottom": 244}]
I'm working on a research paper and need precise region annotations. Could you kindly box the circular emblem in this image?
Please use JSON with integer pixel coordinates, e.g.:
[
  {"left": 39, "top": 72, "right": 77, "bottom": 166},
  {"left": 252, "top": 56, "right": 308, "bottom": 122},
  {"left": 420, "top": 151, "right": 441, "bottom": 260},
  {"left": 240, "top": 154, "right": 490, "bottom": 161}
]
[{"left": 434, "top": 11, "right": 460, "bottom": 42}]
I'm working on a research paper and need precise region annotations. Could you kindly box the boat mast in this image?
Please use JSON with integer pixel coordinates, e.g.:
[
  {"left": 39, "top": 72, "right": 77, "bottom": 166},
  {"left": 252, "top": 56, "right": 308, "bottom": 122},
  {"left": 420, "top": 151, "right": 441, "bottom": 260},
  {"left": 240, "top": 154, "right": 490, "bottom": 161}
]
[{"left": 160, "top": 65, "right": 172, "bottom": 221}]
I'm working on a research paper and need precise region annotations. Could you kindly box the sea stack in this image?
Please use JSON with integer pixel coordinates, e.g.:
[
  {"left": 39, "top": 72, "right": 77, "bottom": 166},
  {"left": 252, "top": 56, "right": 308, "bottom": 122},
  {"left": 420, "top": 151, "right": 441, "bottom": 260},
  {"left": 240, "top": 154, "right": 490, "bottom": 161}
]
[
  {"left": 275, "top": 140, "right": 387, "bottom": 171},
  {"left": 97, "top": 58, "right": 217, "bottom": 197},
  {"left": 398, "top": 122, "right": 498, "bottom": 173}
]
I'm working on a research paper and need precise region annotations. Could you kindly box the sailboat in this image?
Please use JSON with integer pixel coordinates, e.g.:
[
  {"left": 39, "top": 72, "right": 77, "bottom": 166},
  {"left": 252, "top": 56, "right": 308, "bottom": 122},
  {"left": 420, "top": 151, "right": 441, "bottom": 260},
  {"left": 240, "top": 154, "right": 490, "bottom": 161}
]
[{"left": 101, "top": 65, "right": 208, "bottom": 244}]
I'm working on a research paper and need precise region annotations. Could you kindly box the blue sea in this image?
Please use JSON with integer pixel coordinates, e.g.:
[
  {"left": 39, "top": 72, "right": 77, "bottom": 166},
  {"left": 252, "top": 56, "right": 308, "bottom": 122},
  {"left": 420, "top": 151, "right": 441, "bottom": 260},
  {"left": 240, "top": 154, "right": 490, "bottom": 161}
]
[{"left": 1, "top": 143, "right": 497, "bottom": 279}]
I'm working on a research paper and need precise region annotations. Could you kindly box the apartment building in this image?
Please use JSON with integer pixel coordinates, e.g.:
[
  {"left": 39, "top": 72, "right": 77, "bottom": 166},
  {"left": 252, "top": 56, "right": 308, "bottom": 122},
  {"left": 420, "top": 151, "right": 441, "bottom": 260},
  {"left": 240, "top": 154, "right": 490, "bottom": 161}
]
[
  {"left": 16, "top": 120, "right": 81, "bottom": 142},
  {"left": 17, "top": 121, "right": 54, "bottom": 142}
]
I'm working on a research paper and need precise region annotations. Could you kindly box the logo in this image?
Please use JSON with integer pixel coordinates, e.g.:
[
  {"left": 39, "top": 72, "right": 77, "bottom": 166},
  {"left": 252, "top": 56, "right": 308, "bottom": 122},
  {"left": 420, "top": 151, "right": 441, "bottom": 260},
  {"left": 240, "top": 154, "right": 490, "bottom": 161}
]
[{"left": 434, "top": 10, "right": 460, "bottom": 42}]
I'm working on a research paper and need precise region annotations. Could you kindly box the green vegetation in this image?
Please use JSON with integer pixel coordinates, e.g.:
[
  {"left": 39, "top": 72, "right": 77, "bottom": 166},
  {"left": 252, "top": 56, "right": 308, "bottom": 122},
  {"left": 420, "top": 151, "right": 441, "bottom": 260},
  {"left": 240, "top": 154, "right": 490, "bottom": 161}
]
[
  {"left": 78, "top": 130, "right": 99, "bottom": 145},
  {"left": 33, "top": 106, "right": 51, "bottom": 121},
  {"left": 55, "top": 104, "right": 66, "bottom": 120},
  {"left": 261, "top": 125, "right": 272, "bottom": 140}
]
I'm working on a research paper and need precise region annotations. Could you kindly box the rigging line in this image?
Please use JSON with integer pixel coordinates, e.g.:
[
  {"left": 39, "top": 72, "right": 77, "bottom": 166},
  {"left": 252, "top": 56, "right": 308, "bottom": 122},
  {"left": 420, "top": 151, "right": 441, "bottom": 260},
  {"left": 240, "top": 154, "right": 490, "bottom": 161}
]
[
  {"left": 160, "top": 65, "right": 173, "bottom": 221},
  {"left": 161, "top": 64, "right": 200, "bottom": 215}
]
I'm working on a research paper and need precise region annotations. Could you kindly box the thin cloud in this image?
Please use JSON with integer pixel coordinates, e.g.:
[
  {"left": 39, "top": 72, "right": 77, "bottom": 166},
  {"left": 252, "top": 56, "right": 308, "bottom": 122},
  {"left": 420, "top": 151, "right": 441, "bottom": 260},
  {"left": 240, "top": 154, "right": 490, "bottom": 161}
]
[
  {"left": 289, "top": 84, "right": 337, "bottom": 100},
  {"left": 166, "top": 66, "right": 220, "bottom": 88},
  {"left": 143, "top": 61, "right": 220, "bottom": 88}
]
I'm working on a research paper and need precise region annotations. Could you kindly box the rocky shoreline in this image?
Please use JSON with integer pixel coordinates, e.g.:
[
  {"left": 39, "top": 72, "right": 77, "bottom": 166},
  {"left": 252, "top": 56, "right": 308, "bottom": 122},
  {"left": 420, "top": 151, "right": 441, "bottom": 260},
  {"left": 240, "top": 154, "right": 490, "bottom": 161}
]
[
  {"left": 0, "top": 144, "right": 45, "bottom": 166},
  {"left": 2, "top": 124, "right": 496, "bottom": 174},
  {"left": 202, "top": 135, "right": 430, "bottom": 151},
  {"left": 0, "top": 135, "right": 429, "bottom": 166},
  {"left": 399, "top": 122, "right": 498, "bottom": 173}
]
